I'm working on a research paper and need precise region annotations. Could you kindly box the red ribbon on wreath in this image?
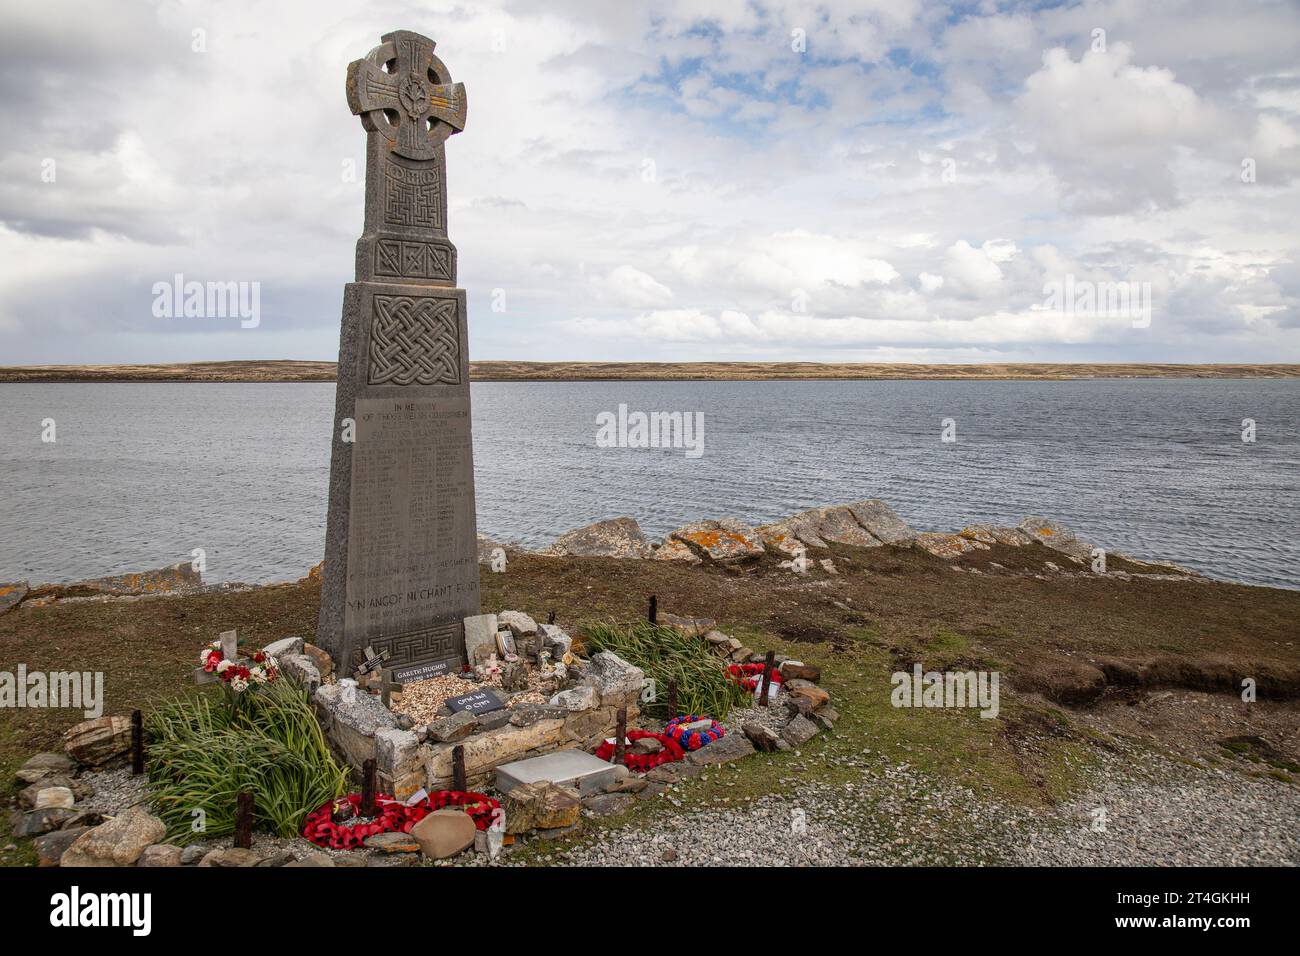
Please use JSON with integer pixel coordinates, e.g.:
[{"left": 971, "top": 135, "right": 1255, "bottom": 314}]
[
  {"left": 302, "top": 790, "right": 501, "bottom": 850},
  {"left": 594, "top": 729, "right": 685, "bottom": 773},
  {"left": 728, "top": 663, "right": 785, "bottom": 693}
]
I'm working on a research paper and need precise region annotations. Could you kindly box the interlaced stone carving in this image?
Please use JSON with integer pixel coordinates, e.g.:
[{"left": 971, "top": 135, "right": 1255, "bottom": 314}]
[
  {"left": 346, "top": 30, "right": 467, "bottom": 161},
  {"left": 368, "top": 294, "right": 461, "bottom": 386}
]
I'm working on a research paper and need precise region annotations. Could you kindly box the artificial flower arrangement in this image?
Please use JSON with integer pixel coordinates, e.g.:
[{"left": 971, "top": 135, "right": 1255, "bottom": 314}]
[{"left": 199, "top": 640, "right": 280, "bottom": 694}]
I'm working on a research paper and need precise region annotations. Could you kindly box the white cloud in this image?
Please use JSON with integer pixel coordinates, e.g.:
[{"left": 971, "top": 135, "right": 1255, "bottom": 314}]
[{"left": 0, "top": 0, "right": 1297, "bottom": 364}]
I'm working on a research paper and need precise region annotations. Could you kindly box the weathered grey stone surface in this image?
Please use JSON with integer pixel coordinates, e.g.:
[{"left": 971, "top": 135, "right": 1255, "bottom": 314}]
[
  {"left": 0, "top": 581, "right": 27, "bottom": 616},
  {"left": 462, "top": 613, "right": 498, "bottom": 664},
  {"left": 16, "top": 752, "right": 75, "bottom": 784},
  {"left": 668, "top": 519, "right": 766, "bottom": 563},
  {"left": 318, "top": 29, "right": 479, "bottom": 684},
  {"left": 262, "top": 636, "right": 304, "bottom": 658},
  {"left": 1018, "top": 516, "right": 1094, "bottom": 560},
  {"left": 496, "top": 750, "right": 621, "bottom": 795},
  {"left": 578, "top": 651, "right": 645, "bottom": 706},
  {"left": 61, "top": 805, "right": 166, "bottom": 867},
  {"left": 847, "top": 499, "right": 916, "bottom": 544},
  {"left": 545, "top": 517, "right": 649, "bottom": 558}
]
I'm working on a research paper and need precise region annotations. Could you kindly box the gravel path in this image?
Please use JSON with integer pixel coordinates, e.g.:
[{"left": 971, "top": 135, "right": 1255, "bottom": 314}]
[{"left": 510, "top": 747, "right": 1300, "bottom": 867}]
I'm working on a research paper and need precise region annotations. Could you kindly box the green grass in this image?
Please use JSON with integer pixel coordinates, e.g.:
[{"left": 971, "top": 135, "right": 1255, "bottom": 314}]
[
  {"left": 146, "top": 679, "right": 348, "bottom": 843},
  {"left": 581, "top": 619, "right": 750, "bottom": 719}
]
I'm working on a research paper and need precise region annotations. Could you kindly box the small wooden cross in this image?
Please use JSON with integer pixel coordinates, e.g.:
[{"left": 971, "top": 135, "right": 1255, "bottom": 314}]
[
  {"left": 358, "top": 644, "right": 390, "bottom": 676},
  {"left": 379, "top": 668, "right": 401, "bottom": 708}
]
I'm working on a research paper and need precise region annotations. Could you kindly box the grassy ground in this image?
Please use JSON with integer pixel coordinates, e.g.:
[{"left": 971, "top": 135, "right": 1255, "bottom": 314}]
[{"left": 3, "top": 543, "right": 1298, "bottom": 866}]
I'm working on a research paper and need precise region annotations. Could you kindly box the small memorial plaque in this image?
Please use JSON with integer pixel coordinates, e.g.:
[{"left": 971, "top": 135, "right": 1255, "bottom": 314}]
[
  {"left": 393, "top": 659, "right": 454, "bottom": 683},
  {"left": 446, "top": 689, "right": 505, "bottom": 715}
]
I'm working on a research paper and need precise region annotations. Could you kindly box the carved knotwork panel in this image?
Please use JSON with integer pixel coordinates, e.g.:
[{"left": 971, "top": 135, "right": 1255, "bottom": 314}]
[{"left": 368, "top": 295, "right": 461, "bottom": 386}]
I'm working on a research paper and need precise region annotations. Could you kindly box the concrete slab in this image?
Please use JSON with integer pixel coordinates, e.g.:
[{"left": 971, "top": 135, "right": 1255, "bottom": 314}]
[{"left": 495, "top": 749, "right": 620, "bottom": 796}]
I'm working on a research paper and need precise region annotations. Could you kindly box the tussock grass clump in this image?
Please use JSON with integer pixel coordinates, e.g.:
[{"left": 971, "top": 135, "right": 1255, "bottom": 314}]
[
  {"left": 582, "top": 620, "right": 749, "bottom": 720},
  {"left": 146, "top": 680, "right": 348, "bottom": 843}
]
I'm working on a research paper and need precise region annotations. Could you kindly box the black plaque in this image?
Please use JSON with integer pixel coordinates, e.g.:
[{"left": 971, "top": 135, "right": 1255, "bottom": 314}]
[{"left": 446, "top": 689, "right": 505, "bottom": 715}]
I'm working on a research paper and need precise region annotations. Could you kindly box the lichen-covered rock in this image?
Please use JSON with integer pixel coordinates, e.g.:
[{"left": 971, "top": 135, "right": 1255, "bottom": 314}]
[
  {"left": 279, "top": 653, "right": 321, "bottom": 693},
  {"left": 743, "top": 723, "right": 781, "bottom": 753},
  {"left": 34, "top": 826, "right": 89, "bottom": 867},
  {"left": 503, "top": 781, "right": 581, "bottom": 834},
  {"left": 651, "top": 538, "right": 702, "bottom": 563},
  {"left": 198, "top": 847, "right": 263, "bottom": 867},
  {"left": 61, "top": 805, "right": 166, "bottom": 867},
  {"left": 914, "top": 532, "right": 988, "bottom": 559},
  {"left": 781, "top": 715, "right": 820, "bottom": 747},
  {"left": 16, "top": 752, "right": 75, "bottom": 784},
  {"left": 550, "top": 686, "right": 598, "bottom": 711},
  {"left": 1018, "top": 516, "right": 1095, "bottom": 560},
  {"left": 545, "top": 517, "right": 649, "bottom": 558},
  {"left": 668, "top": 519, "right": 765, "bottom": 564},
  {"left": 760, "top": 505, "right": 883, "bottom": 552},
  {"left": 0, "top": 581, "right": 28, "bottom": 616},
  {"left": 137, "top": 844, "right": 184, "bottom": 867},
  {"left": 685, "top": 733, "right": 756, "bottom": 766},
  {"left": 579, "top": 651, "right": 645, "bottom": 706},
  {"left": 262, "top": 635, "right": 304, "bottom": 658},
  {"left": 11, "top": 807, "right": 77, "bottom": 838},
  {"left": 313, "top": 682, "right": 399, "bottom": 770},
  {"left": 846, "top": 499, "right": 916, "bottom": 545},
  {"left": 497, "top": 610, "right": 538, "bottom": 638},
  {"left": 62, "top": 716, "right": 131, "bottom": 767},
  {"left": 425, "top": 711, "right": 478, "bottom": 743},
  {"left": 33, "top": 786, "right": 75, "bottom": 810}
]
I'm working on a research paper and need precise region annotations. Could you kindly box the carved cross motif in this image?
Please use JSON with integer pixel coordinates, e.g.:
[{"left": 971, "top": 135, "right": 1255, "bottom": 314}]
[{"left": 346, "top": 29, "right": 467, "bottom": 161}]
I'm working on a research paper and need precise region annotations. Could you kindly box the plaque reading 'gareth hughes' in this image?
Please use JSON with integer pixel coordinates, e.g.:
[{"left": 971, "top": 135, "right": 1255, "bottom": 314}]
[{"left": 318, "top": 29, "right": 479, "bottom": 679}]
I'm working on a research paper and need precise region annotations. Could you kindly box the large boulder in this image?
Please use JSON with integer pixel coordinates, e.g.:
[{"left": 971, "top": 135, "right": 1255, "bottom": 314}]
[
  {"left": 0, "top": 581, "right": 28, "bottom": 616},
  {"left": 667, "top": 519, "right": 765, "bottom": 564},
  {"left": 545, "top": 517, "right": 649, "bottom": 558},
  {"left": 1018, "top": 516, "right": 1094, "bottom": 561},
  {"left": 411, "top": 807, "right": 476, "bottom": 858},
  {"left": 503, "top": 781, "right": 581, "bottom": 834},
  {"left": 60, "top": 805, "right": 167, "bottom": 867},
  {"left": 651, "top": 538, "right": 702, "bottom": 564},
  {"left": 914, "top": 532, "right": 987, "bottom": 559},
  {"left": 579, "top": 651, "right": 645, "bottom": 706},
  {"left": 758, "top": 505, "right": 881, "bottom": 552},
  {"left": 846, "top": 500, "right": 916, "bottom": 545},
  {"left": 62, "top": 716, "right": 131, "bottom": 767}
]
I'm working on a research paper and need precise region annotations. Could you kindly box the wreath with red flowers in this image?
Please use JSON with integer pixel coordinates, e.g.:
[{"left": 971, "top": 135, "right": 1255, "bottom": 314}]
[
  {"left": 727, "top": 663, "right": 784, "bottom": 693},
  {"left": 594, "top": 729, "right": 685, "bottom": 772},
  {"left": 302, "top": 790, "right": 501, "bottom": 850},
  {"left": 663, "top": 714, "right": 725, "bottom": 751}
]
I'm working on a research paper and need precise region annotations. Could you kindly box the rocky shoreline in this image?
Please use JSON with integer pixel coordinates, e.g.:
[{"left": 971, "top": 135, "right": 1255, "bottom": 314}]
[{"left": 1, "top": 499, "right": 1206, "bottom": 617}]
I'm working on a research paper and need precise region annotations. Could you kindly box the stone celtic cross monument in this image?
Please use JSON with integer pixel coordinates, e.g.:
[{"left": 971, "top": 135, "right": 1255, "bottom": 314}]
[{"left": 318, "top": 29, "right": 479, "bottom": 682}]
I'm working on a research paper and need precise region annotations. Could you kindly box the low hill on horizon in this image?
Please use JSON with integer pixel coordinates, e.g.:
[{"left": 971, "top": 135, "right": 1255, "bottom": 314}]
[{"left": 3, "top": 360, "right": 1299, "bottom": 383}]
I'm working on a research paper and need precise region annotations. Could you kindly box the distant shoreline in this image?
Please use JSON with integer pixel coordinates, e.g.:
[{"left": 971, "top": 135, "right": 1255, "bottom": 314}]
[{"left": 2, "top": 360, "right": 1299, "bottom": 383}]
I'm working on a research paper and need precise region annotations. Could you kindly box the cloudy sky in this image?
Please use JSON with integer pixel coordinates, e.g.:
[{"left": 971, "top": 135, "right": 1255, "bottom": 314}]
[{"left": 1, "top": 0, "right": 1298, "bottom": 365}]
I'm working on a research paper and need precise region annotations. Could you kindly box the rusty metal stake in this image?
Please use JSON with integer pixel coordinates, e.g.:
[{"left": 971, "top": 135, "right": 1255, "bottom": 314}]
[
  {"left": 234, "top": 790, "right": 254, "bottom": 849},
  {"left": 453, "top": 745, "right": 467, "bottom": 792},
  {"left": 759, "top": 650, "right": 776, "bottom": 707},
  {"left": 360, "top": 758, "right": 378, "bottom": 816},
  {"left": 613, "top": 707, "right": 628, "bottom": 765}
]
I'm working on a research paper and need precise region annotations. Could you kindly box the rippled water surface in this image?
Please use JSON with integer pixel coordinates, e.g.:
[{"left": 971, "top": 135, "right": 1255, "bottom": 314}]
[{"left": 1, "top": 380, "right": 1296, "bottom": 588}]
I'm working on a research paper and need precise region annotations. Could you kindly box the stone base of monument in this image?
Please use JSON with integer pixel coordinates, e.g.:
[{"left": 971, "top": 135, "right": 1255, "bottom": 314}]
[{"left": 312, "top": 627, "right": 646, "bottom": 800}]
